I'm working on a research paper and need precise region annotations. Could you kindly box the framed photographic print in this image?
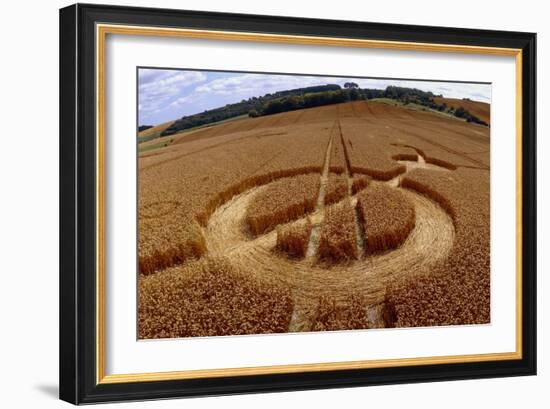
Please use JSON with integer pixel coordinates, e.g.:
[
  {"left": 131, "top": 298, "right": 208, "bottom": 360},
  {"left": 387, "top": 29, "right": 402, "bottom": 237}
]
[{"left": 59, "top": 3, "right": 537, "bottom": 404}]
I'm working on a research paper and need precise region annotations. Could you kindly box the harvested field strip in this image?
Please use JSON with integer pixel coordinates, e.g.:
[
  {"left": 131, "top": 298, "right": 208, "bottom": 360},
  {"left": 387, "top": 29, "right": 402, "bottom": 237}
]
[
  {"left": 139, "top": 257, "right": 294, "bottom": 339},
  {"left": 318, "top": 199, "right": 359, "bottom": 261},
  {"left": 385, "top": 168, "right": 489, "bottom": 327},
  {"left": 357, "top": 184, "right": 416, "bottom": 254},
  {"left": 245, "top": 173, "right": 320, "bottom": 236}
]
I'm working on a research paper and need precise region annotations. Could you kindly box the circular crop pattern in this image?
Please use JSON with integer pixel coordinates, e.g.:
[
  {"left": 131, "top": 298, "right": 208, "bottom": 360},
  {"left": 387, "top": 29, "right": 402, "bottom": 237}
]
[{"left": 204, "top": 171, "right": 455, "bottom": 332}]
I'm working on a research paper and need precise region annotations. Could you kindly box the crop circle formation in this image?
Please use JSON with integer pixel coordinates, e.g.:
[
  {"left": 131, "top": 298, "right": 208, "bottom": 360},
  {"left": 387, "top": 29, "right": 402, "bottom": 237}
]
[{"left": 138, "top": 100, "right": 490, "bottom": 338}]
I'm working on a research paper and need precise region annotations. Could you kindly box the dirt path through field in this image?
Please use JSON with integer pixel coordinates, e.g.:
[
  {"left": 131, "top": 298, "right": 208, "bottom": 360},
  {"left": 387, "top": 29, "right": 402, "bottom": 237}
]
[
  {"left": 338, "top": 120, "right": 366, "bottom": 256},
  {"left": 305, "top": 122, "right": 335, "bottom": 260}
]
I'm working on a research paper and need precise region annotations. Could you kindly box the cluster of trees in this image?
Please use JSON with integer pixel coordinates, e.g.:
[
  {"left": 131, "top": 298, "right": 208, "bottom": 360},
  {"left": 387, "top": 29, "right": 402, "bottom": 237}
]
[
  {"left": 250, "top": 85, "right": 442, "bottom": 118},
  {"left": 254, "top": 88, "right": 364, "bottom": 116},
  {"left": 384, "top": 85, "right": 437, "bottom": 103},
  {"left": 452, "top": 106, "right": 488, "bottom": 126},
  {"left": 160, "top": 83, "right": 488, "bottom": 137},
  {"left": 384, "top": 86, "right": 488, "bottom": 126},
  {"left": 138, "top": 125, "right": 153, "bottom": 132}
]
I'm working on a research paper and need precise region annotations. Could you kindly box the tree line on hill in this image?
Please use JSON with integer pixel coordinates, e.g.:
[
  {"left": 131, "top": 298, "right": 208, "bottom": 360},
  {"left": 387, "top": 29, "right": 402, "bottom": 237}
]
[
  {"left": 158, "top": 83, "right": 487, "bottom": 137},
  {"left": 160, "top": 84, "right": 341, "bottom": 136},
  {"left": 138, "top": 125, "right": 153, "bottom": 132}
]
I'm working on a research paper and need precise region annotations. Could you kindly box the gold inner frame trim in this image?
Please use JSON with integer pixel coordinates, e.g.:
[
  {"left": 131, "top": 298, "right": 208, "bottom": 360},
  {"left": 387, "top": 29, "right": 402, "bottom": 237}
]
[{"left": 96, "top": 23, "right": 523, "bottom": 385}]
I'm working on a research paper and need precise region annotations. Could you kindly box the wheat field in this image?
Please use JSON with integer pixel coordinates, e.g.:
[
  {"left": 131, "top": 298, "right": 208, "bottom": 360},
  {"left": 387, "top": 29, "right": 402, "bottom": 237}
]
[{"left": 138, "top": 99, "right": 490, "bottom": 338}]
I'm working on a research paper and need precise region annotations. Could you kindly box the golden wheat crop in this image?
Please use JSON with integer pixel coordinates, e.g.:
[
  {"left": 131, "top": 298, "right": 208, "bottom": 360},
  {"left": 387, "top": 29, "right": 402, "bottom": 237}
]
[
  {"left": 137, "top": 99, "right": 491, "bottom": 336},
  {"left": 391, "top": 153, "right": 418, "bottom": 162},
  {"left": 311, "top": 295, "right": 370, "bottom": 331},
  {"left": 139, "top": 219, "right": 207, "bottom": 276},
  {"left": 317, "top": 199, "right": 358, "bottom": 261},
  {"left": 275, "top": 218, "right": 312, "bottom": 258},
  {"left": 329, "top": 127, "right": 347, "bottom": 174},
  {"left": 340, "top": 117, "right": 406, "bottom": 180},
  {"left": 351, "top": 174, "right": 371, "bottom": 195},
  {"left": 139, "top": 121, "right": 331, "bottom": 274},
  {"left": 340, "top": 101, "right": 489, "bottom": 170},
  {"left": 324, "top": 173, "right": 349, "bottom": 205},
  {"left": 196, "top": 122, "right": 331, "bottom": 226},
  {"left": 245, "top": 173, "right": 320, "bottom": 236},
  {"left": 357, "top": 184, "right": 416, "bottom": 254},
  {"left": 139, "top": 257, "right": 294, "bottom": 338},
  {"left": 384, "top": 167, "right": 490, "bottom": 327},
  {"left": 382, "top": 119, "right": 488, "bottom": 169}
]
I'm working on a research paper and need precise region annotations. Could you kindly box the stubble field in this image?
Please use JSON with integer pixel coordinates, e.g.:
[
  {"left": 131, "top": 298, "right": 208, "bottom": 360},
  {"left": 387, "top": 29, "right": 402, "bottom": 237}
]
[{"left": 138, "top": 100, "right": 490, "bottom": 339}]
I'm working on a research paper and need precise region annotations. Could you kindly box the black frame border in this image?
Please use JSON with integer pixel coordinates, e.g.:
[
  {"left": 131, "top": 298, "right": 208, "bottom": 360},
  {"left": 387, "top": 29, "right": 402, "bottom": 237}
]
[{"left": 59, "top": 3, "right": 536, "bottom": 404}]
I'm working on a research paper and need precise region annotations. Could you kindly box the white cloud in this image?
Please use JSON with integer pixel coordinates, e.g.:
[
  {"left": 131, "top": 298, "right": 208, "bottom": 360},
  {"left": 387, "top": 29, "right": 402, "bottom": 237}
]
[
  {"left": 138, "top": 69, "right": 207, "bottom": 115},
  {"left": 170, "top": 96, "right": 192, "bottom": 107},
  {"left": 195, "top": 74, "right": 339, "bottom": 97}
]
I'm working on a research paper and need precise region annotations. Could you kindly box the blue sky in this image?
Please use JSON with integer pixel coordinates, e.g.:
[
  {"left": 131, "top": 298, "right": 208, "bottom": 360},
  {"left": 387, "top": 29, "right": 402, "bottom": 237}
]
[{"left": 138, "top": 68, "right": 492, "bottom": 126}]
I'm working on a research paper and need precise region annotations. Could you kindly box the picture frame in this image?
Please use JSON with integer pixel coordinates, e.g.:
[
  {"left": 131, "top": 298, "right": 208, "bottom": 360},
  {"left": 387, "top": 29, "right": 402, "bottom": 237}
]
[{"left": 59, "top": 3, "right": 536, "bottom": 404}]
